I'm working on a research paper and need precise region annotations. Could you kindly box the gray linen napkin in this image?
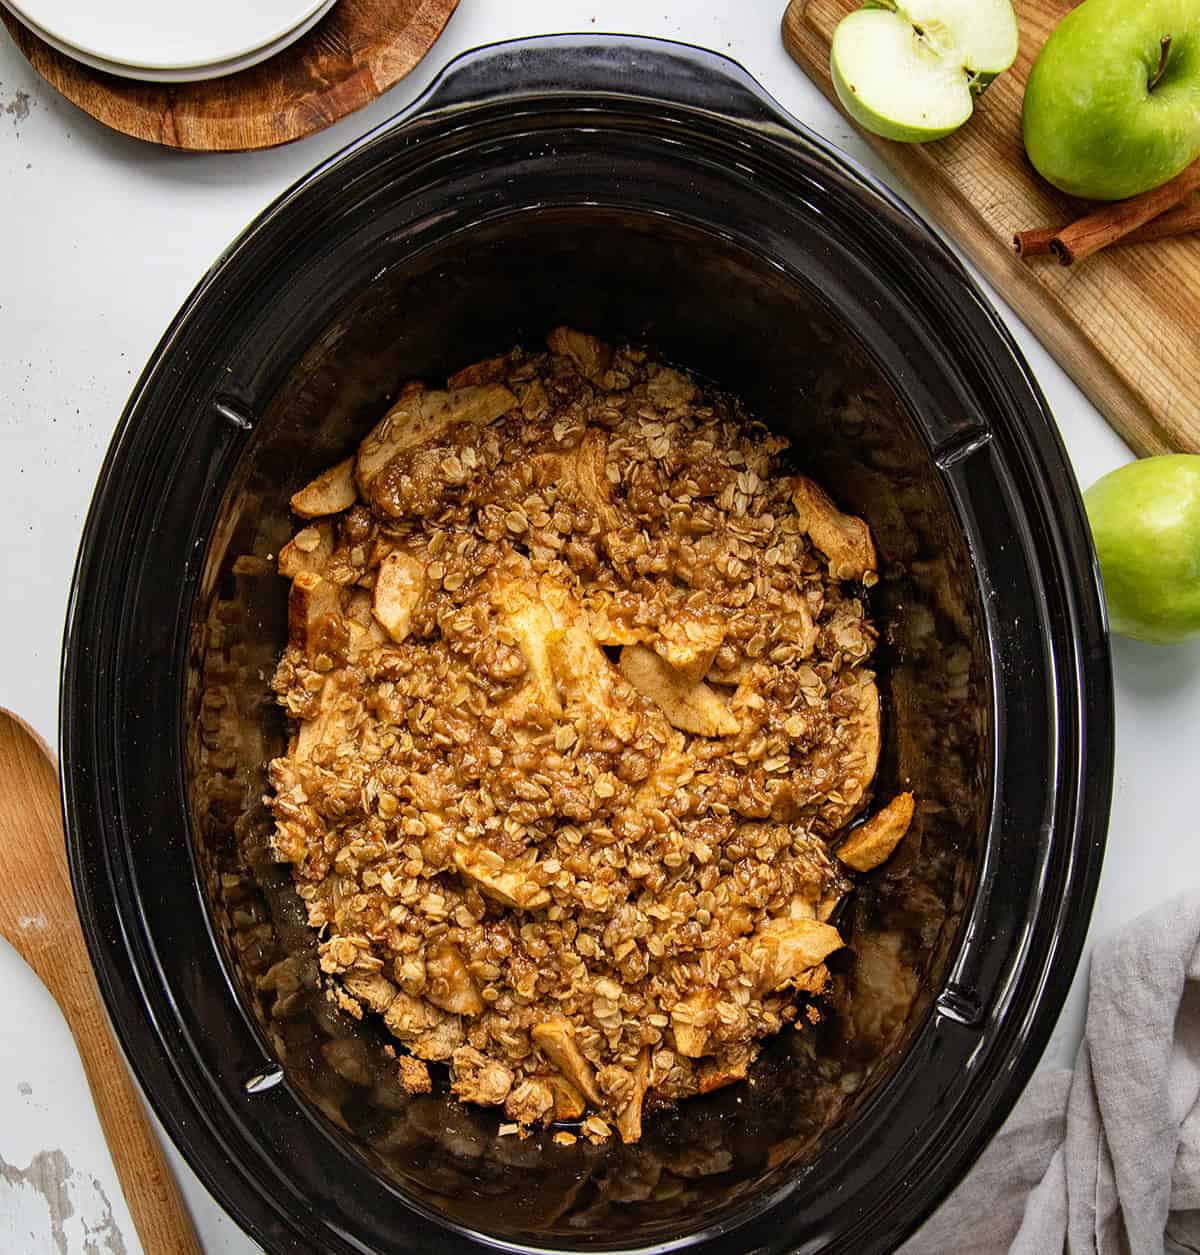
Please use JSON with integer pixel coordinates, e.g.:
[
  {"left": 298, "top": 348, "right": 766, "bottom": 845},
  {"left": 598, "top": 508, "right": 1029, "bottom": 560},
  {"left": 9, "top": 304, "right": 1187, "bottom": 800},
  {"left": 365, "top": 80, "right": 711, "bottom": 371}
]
[{"left": 899, "top": 893, "right": 1200, "bottom": 1255}]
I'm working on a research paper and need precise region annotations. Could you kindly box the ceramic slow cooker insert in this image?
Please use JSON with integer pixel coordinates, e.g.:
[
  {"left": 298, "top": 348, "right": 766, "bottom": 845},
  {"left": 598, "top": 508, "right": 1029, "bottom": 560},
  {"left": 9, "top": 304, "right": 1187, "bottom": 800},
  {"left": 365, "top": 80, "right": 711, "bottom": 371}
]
[{"left": 61, "top": 35, "right": 1112, "bottom": 1255}]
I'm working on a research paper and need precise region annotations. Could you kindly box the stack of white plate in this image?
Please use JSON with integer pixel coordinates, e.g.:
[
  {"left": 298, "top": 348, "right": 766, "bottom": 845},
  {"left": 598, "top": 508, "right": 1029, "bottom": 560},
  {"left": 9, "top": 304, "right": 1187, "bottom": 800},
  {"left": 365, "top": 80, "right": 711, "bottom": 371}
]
[{"left": 0, "top": 0, "right": 338, "bottom": 82}]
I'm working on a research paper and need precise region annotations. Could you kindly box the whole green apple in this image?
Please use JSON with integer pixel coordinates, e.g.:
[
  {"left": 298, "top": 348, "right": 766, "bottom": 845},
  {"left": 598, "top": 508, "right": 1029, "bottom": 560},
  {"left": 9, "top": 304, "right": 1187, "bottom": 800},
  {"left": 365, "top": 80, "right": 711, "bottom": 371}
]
[
  {"left": 1085, "top": 455, "right": 1200, "bottom": 644},
  {"left": 1023, "top": 0, "right": 1200, "bottom": 201}
]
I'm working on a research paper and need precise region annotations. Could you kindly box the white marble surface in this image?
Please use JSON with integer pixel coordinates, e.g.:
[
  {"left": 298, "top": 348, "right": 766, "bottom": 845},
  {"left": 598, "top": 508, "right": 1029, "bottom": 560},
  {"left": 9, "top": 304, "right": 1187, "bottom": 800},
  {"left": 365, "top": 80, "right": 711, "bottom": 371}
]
[{"left": 1, "top": 1, "right": 1198, "bottom": 1251}]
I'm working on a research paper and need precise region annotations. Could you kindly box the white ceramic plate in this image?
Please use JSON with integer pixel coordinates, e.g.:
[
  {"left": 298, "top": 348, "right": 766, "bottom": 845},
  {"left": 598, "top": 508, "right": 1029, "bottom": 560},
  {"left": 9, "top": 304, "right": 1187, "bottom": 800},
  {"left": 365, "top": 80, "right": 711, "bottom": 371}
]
[
  {"left": 3, "top": 0, "right": 331, "bottom": 70},
  {"left": 1, "top": 0, "right": 337, "bottom": 82}
]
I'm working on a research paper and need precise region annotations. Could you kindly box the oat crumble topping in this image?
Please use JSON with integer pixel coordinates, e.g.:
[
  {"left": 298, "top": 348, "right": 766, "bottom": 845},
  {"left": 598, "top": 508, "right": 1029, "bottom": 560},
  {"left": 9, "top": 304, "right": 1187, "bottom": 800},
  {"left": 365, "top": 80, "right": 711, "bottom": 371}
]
[{"left": 266, "top": 328, "right": 912, "bottom": 1142}]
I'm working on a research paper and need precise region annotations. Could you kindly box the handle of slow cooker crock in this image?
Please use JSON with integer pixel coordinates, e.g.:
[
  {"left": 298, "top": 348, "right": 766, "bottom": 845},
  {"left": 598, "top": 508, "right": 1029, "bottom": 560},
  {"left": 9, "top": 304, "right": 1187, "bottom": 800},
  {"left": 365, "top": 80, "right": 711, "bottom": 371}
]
[{"left": 400, "top": 33, "right": 785, "bottom": 131}]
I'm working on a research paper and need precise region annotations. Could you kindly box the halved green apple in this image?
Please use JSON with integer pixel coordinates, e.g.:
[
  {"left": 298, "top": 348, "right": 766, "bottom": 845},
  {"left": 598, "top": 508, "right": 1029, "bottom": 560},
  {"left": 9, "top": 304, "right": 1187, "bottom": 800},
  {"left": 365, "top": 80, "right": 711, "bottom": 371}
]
[{"left": 831, "top": 0, "right": 1019, "bottom": 143}]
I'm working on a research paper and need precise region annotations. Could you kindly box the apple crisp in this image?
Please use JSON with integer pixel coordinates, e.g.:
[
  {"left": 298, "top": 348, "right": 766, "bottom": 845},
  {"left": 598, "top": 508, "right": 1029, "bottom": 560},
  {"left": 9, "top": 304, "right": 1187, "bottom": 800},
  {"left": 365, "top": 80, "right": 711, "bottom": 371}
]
[{"left": 267, "top": 328, "right": 913, "bottom": 1142}]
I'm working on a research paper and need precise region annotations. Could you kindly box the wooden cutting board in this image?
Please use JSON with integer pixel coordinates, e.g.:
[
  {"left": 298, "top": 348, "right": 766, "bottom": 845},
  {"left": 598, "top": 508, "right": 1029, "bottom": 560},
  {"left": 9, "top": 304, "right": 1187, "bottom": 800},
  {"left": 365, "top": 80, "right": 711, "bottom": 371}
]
[{"left": 783, "top": 0, "right": 1200, "bottom": 456}]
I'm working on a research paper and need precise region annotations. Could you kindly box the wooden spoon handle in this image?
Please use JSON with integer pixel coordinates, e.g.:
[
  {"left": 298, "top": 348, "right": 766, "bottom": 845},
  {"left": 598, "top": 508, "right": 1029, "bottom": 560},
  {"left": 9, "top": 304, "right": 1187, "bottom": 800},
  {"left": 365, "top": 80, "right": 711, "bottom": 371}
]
[
  {"left": 0, "top": 710, "right": 202, "bottom": 1254},
  {"left": 62, "top": 950, "right": 204, "bottom": 1255}
]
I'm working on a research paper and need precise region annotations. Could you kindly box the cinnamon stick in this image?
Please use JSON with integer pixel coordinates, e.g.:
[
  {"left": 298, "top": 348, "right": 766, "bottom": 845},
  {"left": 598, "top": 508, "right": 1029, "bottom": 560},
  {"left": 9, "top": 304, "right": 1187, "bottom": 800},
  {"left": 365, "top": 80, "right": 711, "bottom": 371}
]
[
  {"left": 1121, "top": 201, "right": 1200, "bottom": 246},
  {"left": 1015, "top": 200, "right": 1200, "bottom": 259},
  {"left": 1013, "top": 224, "right": 1059, "bottom": 257},
  {"left": 1051, "top": 160, "right": 1200, "bottom": 264}
]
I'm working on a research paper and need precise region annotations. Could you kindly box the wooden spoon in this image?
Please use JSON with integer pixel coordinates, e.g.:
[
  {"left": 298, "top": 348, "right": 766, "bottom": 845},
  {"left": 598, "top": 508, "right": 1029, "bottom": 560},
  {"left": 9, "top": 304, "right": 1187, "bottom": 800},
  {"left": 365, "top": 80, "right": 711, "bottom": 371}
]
[{"left": 0, "top": 708, "right": 202, "bottom": 1254}]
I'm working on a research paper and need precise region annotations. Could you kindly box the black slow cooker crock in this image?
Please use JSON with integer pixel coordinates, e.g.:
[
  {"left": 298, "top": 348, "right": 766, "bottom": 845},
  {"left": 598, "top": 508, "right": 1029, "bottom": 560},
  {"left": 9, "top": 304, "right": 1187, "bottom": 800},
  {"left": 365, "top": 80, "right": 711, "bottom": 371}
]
[{"left": 60, "top": 35, "right": 1112, "bottom": 1255}]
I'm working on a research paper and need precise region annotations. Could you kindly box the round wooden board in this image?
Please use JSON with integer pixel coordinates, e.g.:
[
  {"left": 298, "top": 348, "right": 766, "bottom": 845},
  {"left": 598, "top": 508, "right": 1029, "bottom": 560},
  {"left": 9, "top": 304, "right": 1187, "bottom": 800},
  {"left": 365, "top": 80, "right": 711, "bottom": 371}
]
[{"left": 0, "top": 0, "right": 459, "bottom": 151}]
